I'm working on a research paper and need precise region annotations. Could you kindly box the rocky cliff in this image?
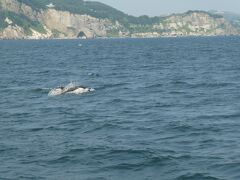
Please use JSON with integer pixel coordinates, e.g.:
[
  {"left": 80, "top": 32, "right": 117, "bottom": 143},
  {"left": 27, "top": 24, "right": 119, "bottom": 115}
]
[
  {"left": 0, "top": 0, "right": 239, "bottom": 39},
  {"left": 0, "top": 0, "right": 115, "bottom": 39},
  {"left": 131, "top": 11, "right": 239, "bottom": 38}
]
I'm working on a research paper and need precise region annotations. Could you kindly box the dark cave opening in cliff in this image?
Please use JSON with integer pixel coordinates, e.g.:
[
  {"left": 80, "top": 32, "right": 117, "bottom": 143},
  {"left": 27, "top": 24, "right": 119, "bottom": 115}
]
[{"left": 77, "top": 31, "right": 87, "bottom": 39}]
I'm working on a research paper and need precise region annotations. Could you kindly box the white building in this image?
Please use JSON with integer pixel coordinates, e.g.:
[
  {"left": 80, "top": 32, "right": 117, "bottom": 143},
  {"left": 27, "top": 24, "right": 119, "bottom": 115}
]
[{"left": 46, "top": 3, "right": 55, "bottom": 8}]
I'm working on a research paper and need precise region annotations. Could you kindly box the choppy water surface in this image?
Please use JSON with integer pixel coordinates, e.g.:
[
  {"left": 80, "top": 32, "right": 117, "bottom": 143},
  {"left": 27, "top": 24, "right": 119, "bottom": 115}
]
[{"left": 1, "top": 37, "right": 240, "bottom": 180}]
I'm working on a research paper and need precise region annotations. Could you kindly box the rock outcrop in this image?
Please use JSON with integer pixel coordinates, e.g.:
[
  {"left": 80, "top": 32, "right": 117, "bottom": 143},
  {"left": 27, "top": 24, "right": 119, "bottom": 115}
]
[{"left": 39, "top": 9, "right": 111, "bottom": 39}]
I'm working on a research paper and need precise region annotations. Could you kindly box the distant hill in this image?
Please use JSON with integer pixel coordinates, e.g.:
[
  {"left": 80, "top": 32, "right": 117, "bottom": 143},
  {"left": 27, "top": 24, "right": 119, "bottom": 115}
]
[
  {"left": 0, "top": 0, "right": 239, "bottom": 39},
  {"left": 210, "top": 10, "right": 240, "bottom": 26}
]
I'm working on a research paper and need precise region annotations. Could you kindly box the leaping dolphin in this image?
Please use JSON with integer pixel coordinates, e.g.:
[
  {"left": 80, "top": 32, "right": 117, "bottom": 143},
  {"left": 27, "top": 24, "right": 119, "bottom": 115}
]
[{"left": 48, "top": 84, "right": 95, "bottom": 96}]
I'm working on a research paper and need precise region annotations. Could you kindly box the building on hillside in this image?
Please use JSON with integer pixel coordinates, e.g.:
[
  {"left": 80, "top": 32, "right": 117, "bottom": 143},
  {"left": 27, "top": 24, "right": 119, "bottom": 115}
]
[{"left": 46, "top": 3, "right": 55, "bottom": 8}]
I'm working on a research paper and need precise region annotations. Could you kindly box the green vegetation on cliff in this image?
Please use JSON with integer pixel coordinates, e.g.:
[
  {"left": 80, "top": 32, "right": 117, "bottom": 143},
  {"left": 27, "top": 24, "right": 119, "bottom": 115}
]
[
  {"left": 0, "top": 10, "right": 46, "bottom": 34},
  {"left": 17, "top": 0, "right": 161, "bottom": 25},
  {"left": 0, "top": 15, "right": 7, "bottom": 30}
]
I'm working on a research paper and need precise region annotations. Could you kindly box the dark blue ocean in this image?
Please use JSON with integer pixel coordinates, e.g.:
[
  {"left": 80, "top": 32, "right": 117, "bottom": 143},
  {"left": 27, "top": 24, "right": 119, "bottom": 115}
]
[{"left": 1, "top": 37, "right": 240, "bottom": 180}]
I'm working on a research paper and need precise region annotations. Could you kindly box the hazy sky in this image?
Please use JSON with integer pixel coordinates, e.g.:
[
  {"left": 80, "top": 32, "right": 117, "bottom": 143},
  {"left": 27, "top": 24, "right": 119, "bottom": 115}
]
[{"left": 91, "top": 0, "right": 240, "bottom": 16}]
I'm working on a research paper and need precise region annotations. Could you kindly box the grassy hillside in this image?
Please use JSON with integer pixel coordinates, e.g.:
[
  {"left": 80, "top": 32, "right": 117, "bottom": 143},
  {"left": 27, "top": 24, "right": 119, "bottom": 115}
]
[
  {"left": 0, "top": 13, "right": 8, "bottom": 30},
  {"left": 17, "top": 0, "right": 161, "bottom": 25},
  {"left": 0, "top": 10, "right": 46, "bottom": 34}
]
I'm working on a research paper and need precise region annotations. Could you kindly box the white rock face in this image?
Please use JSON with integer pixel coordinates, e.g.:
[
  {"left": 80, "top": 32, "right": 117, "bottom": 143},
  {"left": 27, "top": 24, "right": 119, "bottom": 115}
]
[
  {"left": 4, "top": 17, "right": 13, "bottom": 25},
  {"left": 39, "top": 9, "right": 110, "bottom": 39},
  {"left": 27, "top": 27, "right": 52, "bottom": 39},
  {"left": 0, "top": 25, "right": 25, "bottom": 39}
]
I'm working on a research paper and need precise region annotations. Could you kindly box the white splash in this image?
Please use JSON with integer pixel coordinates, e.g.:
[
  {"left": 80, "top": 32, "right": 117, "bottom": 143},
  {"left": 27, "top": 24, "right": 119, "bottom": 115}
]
[
  {"left": 65, "top": 82, "right": 77, "bottom": 89},
  {"left": 48, "top": 88, "right": 64, "bottom": 96},
  {"left": 48, "top": 82, "right": 95, "bottom": 96}
]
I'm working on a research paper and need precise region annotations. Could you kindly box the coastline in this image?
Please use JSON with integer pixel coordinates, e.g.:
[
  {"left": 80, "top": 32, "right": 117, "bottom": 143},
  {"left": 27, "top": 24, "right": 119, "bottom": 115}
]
[{"left": 0, "top": 34, "right": 238, "bottom": 41}]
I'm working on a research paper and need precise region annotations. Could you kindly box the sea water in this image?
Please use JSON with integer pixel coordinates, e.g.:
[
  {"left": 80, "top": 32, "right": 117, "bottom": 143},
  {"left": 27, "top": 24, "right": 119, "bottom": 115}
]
[{"left": 1, "top": 37, "right": 240, "bottom": 180}]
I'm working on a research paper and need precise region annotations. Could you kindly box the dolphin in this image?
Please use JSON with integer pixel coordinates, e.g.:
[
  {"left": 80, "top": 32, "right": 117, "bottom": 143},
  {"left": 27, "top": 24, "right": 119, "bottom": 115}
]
[
  {"left": 64, "top": 86, "right": 95, "bottom": 94},
  {"left": 48, "top": 85, "right": 94, "bottom": 96}
]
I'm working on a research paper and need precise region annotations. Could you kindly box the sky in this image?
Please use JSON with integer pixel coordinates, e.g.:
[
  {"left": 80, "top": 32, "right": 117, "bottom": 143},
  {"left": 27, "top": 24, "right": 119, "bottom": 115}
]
[{"left": 90, "top": 0, "right": 240, "bottom": 16}]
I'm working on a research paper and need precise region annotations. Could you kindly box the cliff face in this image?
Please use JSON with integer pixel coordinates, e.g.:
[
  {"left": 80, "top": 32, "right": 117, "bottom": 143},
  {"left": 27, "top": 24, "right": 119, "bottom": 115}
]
[
  {"left": 0, "top": 0, "right": 239, "bottom": 39},
  {"left": 39, "top": 9, "right": 111, "bottom": 38},
  {"left": 0, "top": 0, "right": 113, "bottom": 39}
]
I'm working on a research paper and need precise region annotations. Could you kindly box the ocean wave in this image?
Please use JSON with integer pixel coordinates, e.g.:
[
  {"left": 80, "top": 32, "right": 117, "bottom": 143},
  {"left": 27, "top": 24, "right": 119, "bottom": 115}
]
[
  {"left": 47, "top": 155, "right": 76, "bottom": 164},
  {"left": 195, "top": 113, "right": 240, "bottom": 120},
  {"left": 88, "top": 72, "right": 100, "bottom": 77},
  {"left": 82, "top": 123, "right": 123, "bottom": 134},
  {"left": 32, "top": 87, "right": 51, "bottom": 93},
  {"left": 210, "top": 162, "right": 240, "bottom": 180},
  {"left": 171, "top": 81, "right": 235, "bottom": 89},
  {"left": 99, "top": 82, "right": 129, "bottom": 90},
  {"left": 177, "top": 173, "right": 222, "bottom": 180}
]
